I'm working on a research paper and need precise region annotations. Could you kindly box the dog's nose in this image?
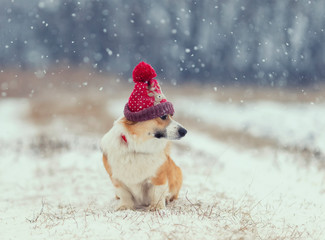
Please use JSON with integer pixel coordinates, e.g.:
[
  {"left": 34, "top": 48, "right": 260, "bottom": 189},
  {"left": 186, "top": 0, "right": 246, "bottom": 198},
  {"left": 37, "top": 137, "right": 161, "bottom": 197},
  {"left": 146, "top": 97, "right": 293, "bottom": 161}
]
[{"left": 178, "top": 127, "right": 187, "bottom": 137}]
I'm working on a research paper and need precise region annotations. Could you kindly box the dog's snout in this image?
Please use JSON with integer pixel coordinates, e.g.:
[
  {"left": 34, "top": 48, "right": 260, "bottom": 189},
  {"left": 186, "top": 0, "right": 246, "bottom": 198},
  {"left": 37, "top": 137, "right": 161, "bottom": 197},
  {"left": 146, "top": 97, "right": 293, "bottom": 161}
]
[{"left": 178, "top": 127, "right": 187, "bottom": 138}]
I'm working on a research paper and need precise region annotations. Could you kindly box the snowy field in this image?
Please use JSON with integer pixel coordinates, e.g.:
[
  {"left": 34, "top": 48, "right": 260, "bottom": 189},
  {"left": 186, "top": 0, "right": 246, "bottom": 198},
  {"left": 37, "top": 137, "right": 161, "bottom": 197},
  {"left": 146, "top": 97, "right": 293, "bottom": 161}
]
[{"left": 1, "top": 83, "right": 325, "bottom": 239}]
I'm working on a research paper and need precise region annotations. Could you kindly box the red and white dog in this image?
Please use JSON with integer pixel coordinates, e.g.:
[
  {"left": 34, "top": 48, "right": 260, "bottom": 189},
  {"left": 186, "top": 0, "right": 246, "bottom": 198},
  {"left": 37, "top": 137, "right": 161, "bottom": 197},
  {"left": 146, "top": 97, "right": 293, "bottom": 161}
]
[{"left": 100, "top": 114, "right": 187, "bottom": 210}]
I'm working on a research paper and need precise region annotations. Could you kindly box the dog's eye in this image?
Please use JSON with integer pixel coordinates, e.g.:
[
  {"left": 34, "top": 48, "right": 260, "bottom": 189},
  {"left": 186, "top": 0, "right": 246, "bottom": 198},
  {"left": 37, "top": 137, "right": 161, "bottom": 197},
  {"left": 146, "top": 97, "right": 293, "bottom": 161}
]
[{"left": 160, "top": 115, "right": 168, "bottom": 120}]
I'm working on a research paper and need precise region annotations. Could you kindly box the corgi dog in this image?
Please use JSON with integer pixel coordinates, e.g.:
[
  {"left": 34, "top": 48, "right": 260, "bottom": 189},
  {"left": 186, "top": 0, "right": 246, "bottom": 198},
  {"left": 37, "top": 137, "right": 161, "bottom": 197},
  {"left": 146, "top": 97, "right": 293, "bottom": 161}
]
[{"left": 100, "top": 114, "right": 187, "bottom": 210}]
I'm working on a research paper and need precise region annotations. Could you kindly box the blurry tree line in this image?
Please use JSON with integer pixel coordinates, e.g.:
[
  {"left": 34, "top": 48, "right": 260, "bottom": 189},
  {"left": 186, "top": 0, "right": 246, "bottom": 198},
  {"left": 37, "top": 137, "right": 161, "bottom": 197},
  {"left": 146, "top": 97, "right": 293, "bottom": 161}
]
[{"left": 1, "top": 0, "right": 325, "bottom": 86}]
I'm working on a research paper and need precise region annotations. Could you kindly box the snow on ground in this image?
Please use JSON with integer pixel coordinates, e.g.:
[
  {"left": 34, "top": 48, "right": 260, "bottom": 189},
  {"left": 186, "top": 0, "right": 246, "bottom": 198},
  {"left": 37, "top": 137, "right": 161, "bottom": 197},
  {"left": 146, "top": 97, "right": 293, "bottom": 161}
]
[
  {"left": 175, "top": 97, "right": 325, "bottom": 152},
  {"left": 1, "top": 95, "right": 325, "bottom": 239}
]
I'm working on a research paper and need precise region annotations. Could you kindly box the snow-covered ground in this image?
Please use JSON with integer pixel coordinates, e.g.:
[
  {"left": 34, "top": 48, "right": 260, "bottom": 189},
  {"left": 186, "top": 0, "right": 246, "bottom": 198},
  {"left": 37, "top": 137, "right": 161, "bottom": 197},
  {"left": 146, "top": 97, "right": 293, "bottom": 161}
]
[
  {"left": 1, "top": 91, "right": 325, "bottom": 239},
  {"left": 175, "top": 97, "right": 325, "bottom": 153}
]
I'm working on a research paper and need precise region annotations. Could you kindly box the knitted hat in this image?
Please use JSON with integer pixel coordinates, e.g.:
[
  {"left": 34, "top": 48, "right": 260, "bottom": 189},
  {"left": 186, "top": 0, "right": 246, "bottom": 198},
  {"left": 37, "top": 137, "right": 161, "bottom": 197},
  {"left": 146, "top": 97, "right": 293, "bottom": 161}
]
[{"left": 124, "top": 62, "right": 174, "bottom": 122}]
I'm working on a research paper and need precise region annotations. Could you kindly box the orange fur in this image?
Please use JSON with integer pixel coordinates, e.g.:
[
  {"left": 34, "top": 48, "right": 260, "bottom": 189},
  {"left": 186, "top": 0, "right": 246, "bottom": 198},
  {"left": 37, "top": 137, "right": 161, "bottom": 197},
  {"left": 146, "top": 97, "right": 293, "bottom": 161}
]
[
  {"left": 166, "top": 155, "right": 183, "bottom": 201},
  {"left": 151, "top": 144, "right": 183, "bottom": 201},
  {"left": 102, "top": 154, "right": 121, "bottom": 189}
]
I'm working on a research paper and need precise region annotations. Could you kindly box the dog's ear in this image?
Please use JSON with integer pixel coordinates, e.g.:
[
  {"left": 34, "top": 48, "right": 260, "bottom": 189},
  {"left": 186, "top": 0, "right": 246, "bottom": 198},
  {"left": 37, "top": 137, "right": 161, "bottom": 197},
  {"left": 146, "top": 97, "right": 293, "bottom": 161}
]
[{"left": 120, "top": 117, "right": 137, "bottom": 126}]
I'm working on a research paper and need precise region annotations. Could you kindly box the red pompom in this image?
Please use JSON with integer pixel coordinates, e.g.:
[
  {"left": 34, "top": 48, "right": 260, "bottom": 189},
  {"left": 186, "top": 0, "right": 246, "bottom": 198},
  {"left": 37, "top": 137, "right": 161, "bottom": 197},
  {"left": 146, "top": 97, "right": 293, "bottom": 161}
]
[{"left": 132, "top": 62, "right": 157, "bottom": 83}]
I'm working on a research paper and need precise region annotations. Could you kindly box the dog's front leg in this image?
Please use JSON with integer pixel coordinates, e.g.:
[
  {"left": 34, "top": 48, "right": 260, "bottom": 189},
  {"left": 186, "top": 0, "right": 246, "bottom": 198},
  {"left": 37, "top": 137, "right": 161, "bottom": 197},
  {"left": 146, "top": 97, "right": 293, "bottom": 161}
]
[
  {"left": 115, "top": 186, "right": 134, "bottom": 211},
  {"left": 149, "top": 183, "right": 168, "bottom": 210}
]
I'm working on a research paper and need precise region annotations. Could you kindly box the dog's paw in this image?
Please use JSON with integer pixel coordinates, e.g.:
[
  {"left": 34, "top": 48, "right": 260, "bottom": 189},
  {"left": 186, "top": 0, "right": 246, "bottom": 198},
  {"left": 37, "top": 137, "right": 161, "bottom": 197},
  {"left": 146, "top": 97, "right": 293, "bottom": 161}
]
[
  {"left": 149, "top": 201, "right": 166, "bottom": 211},
  {"left": 115, "top": 203, "right": 134, "bottom": 211}
]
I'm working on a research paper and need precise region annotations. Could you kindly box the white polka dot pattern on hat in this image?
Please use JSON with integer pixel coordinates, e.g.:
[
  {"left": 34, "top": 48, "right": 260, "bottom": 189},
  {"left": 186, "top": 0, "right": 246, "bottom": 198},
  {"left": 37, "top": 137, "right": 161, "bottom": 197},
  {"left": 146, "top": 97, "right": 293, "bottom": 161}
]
[{"left": 128, "top": 82, "right": 155, "bottom": 112}]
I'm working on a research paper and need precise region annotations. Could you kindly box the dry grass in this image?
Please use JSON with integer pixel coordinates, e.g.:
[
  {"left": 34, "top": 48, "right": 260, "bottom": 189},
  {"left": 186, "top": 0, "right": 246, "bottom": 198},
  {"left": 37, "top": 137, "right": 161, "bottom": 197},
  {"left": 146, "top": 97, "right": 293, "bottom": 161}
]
[
  {"left": 1, "top": 68, "right": 121, "bottom": 133},
  {"left": 28, "top": 90, "right": 115, "bottom": 134},
  {"left": 0, "top": 66, "right": 123, "bottom": 98},
  {"left": 24, "top": 193, "right": 311, "bottom": 240}
]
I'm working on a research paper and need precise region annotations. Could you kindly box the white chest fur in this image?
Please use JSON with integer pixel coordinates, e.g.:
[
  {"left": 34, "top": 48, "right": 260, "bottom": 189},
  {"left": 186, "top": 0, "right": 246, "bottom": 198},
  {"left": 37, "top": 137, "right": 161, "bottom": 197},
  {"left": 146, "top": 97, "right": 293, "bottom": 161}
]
[
  {"left": 109, "top": 150, "right": 166, "bottom": 185},
  {"left": 100, "top": 119, "right": 168, "bottom": 186}
]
